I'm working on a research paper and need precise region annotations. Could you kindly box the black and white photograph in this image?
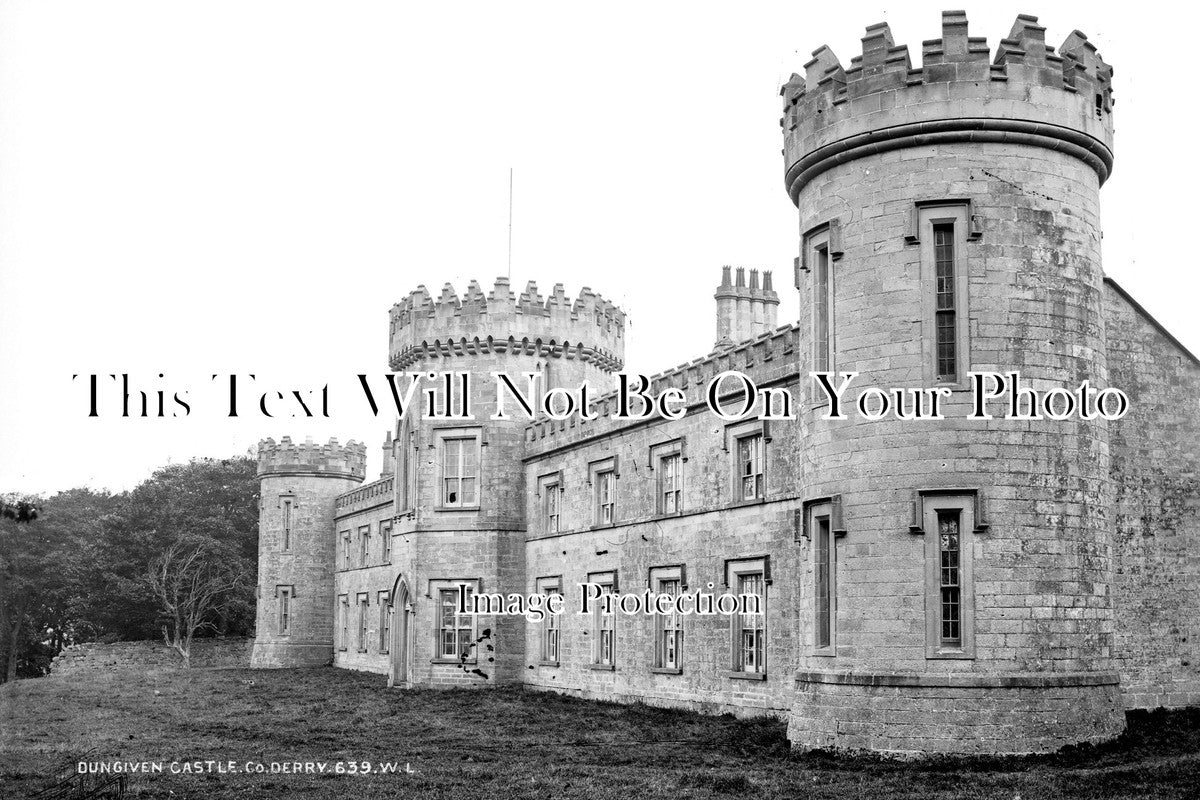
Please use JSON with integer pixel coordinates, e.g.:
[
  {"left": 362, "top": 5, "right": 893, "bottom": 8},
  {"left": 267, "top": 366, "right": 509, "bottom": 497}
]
[{"left": 1, "top": 1, "right": 1198, "bottom": 798}]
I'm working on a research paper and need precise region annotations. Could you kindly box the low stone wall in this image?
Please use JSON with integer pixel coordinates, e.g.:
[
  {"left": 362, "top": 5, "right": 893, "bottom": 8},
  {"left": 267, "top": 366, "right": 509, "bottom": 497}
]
[{"left": 50, "top": 638, "right": 252, "bottom": 675}]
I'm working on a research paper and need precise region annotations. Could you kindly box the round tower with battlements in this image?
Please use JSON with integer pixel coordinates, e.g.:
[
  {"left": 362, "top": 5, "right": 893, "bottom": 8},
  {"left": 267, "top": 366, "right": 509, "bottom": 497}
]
[
  {"left": 386, "top": 277, "right": 624, "bottom": 687},
  {"left": 251, "top": 436, "right": 366, "bottom": 668},
  {"left": 781, "top": 11, "right": 1122, "bottom": 754}
]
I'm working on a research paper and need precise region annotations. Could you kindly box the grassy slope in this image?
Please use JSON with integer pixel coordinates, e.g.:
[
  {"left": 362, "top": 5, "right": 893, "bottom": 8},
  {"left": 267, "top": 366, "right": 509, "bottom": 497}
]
[{"left": 1, "top": 666, "right": 1198, "bottom": 799}]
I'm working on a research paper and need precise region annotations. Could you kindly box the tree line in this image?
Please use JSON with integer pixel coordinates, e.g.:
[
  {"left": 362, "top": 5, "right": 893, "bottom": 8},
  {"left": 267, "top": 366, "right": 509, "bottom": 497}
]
[{"left": 0, "top": 456, "right": 259, "bottom": 680}]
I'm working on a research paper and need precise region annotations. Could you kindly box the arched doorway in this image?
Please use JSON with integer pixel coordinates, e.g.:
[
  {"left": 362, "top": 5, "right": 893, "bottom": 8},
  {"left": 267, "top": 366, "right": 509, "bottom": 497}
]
[{"left": 387, "top": 576, "right": 412, "bottom": 688}]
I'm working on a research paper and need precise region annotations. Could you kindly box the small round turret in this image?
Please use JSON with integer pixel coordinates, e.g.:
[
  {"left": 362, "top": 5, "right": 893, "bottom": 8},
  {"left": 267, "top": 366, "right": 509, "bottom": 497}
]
[{"left": 251, "top": 437, "right": 366, "bottom": 668}]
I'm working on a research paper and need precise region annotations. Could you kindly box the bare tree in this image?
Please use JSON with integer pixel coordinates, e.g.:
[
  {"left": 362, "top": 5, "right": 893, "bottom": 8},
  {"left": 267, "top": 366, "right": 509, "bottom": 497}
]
[{"left": 148, "top": 539, "right": 245, "bottom": 665}]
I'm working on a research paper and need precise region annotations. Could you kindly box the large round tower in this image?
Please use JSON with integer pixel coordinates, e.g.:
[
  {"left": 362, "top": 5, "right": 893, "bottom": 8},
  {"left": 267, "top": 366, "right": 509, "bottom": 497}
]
[
  {"left": 251, "top": 437, "right": 366, "bottom": 668},
  {"left": 386, "top": 277, "right": 624, "bottom": 686},
  {"left": 781, "top": 12, "right": 1122, "bottom": 753}
]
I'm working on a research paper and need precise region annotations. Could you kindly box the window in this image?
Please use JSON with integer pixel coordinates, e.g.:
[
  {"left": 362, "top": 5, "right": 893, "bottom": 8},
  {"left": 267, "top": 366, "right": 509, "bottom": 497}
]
[
  {"left": 651, "top": 566, "right": 684, "bottom": 671},
  {"left": 737, "top": 434, "right": 764, "bottom": 501},
  {"left": 934, "top": 223, "right": 957, "bottom": 381},
  {"left": 358, "top": 525, "right": 370, "bottom": 567},
  {"left": 727, "top": 558, "right": 768, "bottom": 678},
  {"left": 341, "top": 532, "right": 351, "bottom": 570},
  {"left": 802, "top": 221, "right": 840, "bottom": 392},
  {"left": 919, "top": 491, "right": 978, "bottom": 659},
  {"left": 938, "top": 510, "right": 962, "bottom": 647},
  {"left": 378, "top": 591, "right": 391, "bottom": 653},
  {"left": 595, "top": 470, "right": 615, "bottom": 525},
  {"left": 659, "top": 453, "right": 682, "bottom": 515},
  {"left": 338, "top": 594, "right": 349, "bottom": 651},
  {"left": 281, "top": 498, "right": 293, "bottom": 551},
  {"left": 380, "top": 521, "right": 392, "bottom": 563},
  {"left": 589, "top": 571, "right": 617, "bottom": 668},
  {"left": 356, "top": 594, "right": 369, "bottom": 652},
  {"left": 809, "top": 501, "right": 837, "bottom": 654},
  {"left": 276, "top": 586, "right": 292, "bottom": 635},
  {"left": 440, "top": 435, "right": 479, "bottom": 508},
  {"left": 918, "top": 204, "right": 970, "bottom": 384},
  {"left": 435, "top": 583, "right": 475, "bottom": 660},
  {"left": 545, "top": 482, "right": 560, "bottom": 534},
  {"left": 814, "top": 242, "right": 832, "bottom": 372},
  {"left": 398, "top": 422, "right": 417, "bottom": 512},
  {"left": 537, "top": 576, "right": 562, "bottom": 664}
]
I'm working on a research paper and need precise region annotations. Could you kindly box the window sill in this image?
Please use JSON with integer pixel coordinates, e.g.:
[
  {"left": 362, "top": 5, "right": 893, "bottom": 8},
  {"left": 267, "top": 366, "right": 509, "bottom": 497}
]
[
  {"left": 726, "top": 671, "right": 767, "bottom": 681},
  {"left": 589, "top": 663, "right": 616, "bottom": 672},
  {"left": 379, "top": 650, "right": 389, "bottom": 655},
  {"left": 651, "top": 512, "right": 683, "bottom": 521},
  {"left": 430, "top": 658, "right": 477, "bottom": 665},
  {"left": 338, "top": 648, "right": 347, "bottom": 652},
  {"left": 538, "top": 660, "right": 560, "bottom": 668},
  {"left": 589, "top": 523, "right": 617, "bottom": 531},
  {"left": 730, "top": 497, "right": 766, "bottom": 509},
  {"left": 357, "top": 649, "right": 368, "bottom": 654},
  {"left": 434, "top": 506, "right": 480, "bottom": 513},
  {"left": 926, "top": 649, "right": 975, "bottom": 661},
  {"left": 812, "top": 648, "right": 837, "bottom": 658},
  {"left": 649, "top": 667, "right": 682, "bottom": 675}
]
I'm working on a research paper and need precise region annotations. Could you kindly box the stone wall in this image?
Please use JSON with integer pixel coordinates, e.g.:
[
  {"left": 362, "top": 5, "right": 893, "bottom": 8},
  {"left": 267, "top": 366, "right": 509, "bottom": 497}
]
[
  {"left": 1105, "top": 281, "right": 1200, "bottom": 710},
  {"left": 50, "top": 638, "right": 253, "bottom": 676}
]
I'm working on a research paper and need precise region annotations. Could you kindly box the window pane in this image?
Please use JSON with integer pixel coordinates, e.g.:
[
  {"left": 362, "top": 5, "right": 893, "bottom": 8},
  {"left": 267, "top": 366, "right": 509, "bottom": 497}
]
[
  {"left": 938, "top": 510, "right": 962, "bottom": 645},
  {"left": 815, "top": 519, "right": 831, "bottom": 648},
  {"left": 815, "top": 247, "right": 830, "bottom": 371}
]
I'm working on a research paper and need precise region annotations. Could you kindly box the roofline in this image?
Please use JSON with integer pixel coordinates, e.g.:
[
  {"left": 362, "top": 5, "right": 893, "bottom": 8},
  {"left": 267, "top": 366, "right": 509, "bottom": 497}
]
[{"left": 1104, "top": 277, "right": 1200, "bottom": 368}]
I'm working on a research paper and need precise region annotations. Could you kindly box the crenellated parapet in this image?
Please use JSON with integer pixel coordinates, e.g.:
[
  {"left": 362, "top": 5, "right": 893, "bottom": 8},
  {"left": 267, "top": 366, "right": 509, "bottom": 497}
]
[
  {"left": 781, "top": 11, "right": 1114, "bottom": 204},
  {"left": 388, "top": 277, "right": 626, "bottom": 373},
  {"left": 525, "top": 323, "right": 798, "bottom": 455},
  {"left": 257, "top": 436, "right": 366, "bottom": 480}
]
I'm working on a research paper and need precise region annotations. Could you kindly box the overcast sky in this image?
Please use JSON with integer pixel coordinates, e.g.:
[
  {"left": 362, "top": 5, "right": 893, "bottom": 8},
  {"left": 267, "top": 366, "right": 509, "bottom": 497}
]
[{"left": 1, "top": 1, "right": 1196, "bottom": 495}]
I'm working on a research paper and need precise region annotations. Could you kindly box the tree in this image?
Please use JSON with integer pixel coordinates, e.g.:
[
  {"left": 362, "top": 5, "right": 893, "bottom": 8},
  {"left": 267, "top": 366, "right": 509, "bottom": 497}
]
[
  {"left": 0, "top": 489, "right": 114, "bottom": 681},
  {"left": 148, "top": 537, "right": 247, "bottom": 665}
]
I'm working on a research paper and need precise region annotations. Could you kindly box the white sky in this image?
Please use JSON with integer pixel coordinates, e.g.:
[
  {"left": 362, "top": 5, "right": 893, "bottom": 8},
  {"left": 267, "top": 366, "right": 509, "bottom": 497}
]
[{"left": 1, "top": 1, "right": 1196, "bottom": 495}]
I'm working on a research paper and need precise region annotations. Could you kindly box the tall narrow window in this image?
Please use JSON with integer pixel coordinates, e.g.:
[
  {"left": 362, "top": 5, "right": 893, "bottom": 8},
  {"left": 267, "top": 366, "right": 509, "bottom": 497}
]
[
  {"left": 737, "top": 434, "right": 764, "bottom": 501},
  {"left": 437, "top": 586, "right": 474, "bottom": 659},
  {"left": 277, "top": 586, "right": 292, "bottom": 635},
  {"left": 357, "top": 594, "right": 369, "bottom": 652},
  {"left": 341, "top": 532, "right": 351, "bottom": 570},
  {"left": 338, "top": 595, "right": 349, "bottom": 651},
  {"left": 441, "top": 436, "right": 479, "bottom": 508},
  {"left": 595, "top": 470, "right": 615, "bottom": 525},
  {"left": 655, "top": 574, "right": 683, "bottom": 670},
  {"left": 378, "top": 591, "right": 391, "bottom": 653},
  {"left": 358, "top": 525, "right": 370, "bottom": 567},
  {"left": 814, "top": 517, "right": 833, "bottom": 650},
  {"left": 545, "top": 482, "right": 560, "bottom": 534},
  {"left": 918, "top": 204, "right": 970, "bottom": 384},
  {"left": 814, "top": 243, "right": 831, "bottom": 372},
  {"left": 281, "top": 499, "right": 292, "bottom": 551},
  {"left": 381, "top": 521, "right": 392, "bottom": 563},
  {"left": 934, "top": 223, "right": 957, "bottom": 382},
  {"left": 736, "top": 572, "right": 765, "bottom": 674},
  {"left": 538, "top": 577, "right": 562, "bottom": 664},
  {"left": 589, "top": 573, "right": 616, "bottom": 668},
  {"left": 659, "top": 453, "right": 682, "bottom": 514},
  {"left": 938, "top": 510, "right": 962, "bottom": 647},
  {"left": 921, "top": 491, "right": 976, "bottom": 658}
]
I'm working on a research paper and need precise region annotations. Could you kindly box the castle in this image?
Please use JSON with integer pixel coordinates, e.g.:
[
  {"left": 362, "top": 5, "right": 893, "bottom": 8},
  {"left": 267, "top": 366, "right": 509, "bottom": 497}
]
[{"left": 250, "top": 11, "right": 1200, "bottom": 755}]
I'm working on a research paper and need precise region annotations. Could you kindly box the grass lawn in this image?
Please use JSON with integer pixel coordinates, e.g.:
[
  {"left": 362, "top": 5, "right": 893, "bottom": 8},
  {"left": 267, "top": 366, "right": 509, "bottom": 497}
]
[{"left": 2, "top": 666, "right": 1199, "bottom": 799}]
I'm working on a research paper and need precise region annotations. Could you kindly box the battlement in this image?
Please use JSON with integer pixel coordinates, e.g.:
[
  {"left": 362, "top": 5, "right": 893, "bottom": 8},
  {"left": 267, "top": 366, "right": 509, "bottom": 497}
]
[
  {"left": 257, "top": 436, "right": 367, "bottom": 480},
  {"left": 388, "top": 277, "right": 626, "bottom": 373},
  {"left": 781, "top": 11, "right": 1114, "bottom": 204},
  {"left": 525, "top": 323, "right": 799, "bottom": 455}
]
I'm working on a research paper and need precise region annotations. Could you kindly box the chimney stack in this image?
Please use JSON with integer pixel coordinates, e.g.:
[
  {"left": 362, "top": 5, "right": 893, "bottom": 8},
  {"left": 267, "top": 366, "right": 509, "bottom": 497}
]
[{"left": 714, "top": 267, "right": 781, "bottom": 350}]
